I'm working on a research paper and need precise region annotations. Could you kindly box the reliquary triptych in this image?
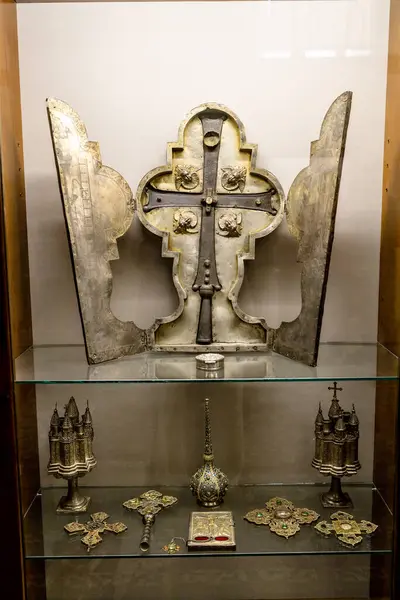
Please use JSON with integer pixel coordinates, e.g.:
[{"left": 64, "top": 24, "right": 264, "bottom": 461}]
[{"left": 47, "top": 92, "right": 352, "bottom": 366}]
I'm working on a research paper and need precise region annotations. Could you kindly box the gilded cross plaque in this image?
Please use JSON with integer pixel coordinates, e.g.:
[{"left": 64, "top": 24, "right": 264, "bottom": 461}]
[
  {"left": 64, "top": 512, "right": 127, "bottom": 551},
  {"left": 244, "top": 497, "right": 319, "bottom": 538},
  {"left": 315, "top": 511, "right": 378, "bottom": 547}
]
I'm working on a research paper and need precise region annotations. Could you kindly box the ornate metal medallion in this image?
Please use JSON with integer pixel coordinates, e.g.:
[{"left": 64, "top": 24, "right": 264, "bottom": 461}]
[
  {"left": 162, "top": 537, "right": 186, "bottom": 554},
  {"left": 188, "top": 511, "right": 235, "bottom": 549},
  {"left": 314, "top": 511, "right": 378, "bottom": 547},
  {"left": 217, "top": 211, "right": 243, "bottom": 237},
  {"left": 64, "top": 512, "right": 127, "bottom": 551},
  {"left": 123, "top": 490, "right": 178, "bottom": 552},
  {"left": 221, "top": 165, "right": 247, "bottom": 192},
  {"left": 173, "top": 209, "right": 198, "bottom": 234},
  {"left": 175, "top": 164, "right": 200, "bottom": 190},
  {"left": 244, "top": 497, "right": 319, "bottom": 539}
]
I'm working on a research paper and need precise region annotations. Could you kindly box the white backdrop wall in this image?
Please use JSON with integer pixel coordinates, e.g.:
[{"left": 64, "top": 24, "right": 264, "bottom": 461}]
[
  {"left": 16, "top": 0, "right": 388, "bottom": 496},
  {"left": 18, "top": 0, "right": 390, "bottom": 346},
  {"left": 17, "top": 2, "right": 389, "bottom": 598},
  {"left": 16, "top": 0, "right": 389, "bottom": 484}
]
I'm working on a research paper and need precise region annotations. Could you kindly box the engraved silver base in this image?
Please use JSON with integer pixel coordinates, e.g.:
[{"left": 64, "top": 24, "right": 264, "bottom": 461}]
[
  {"left": 56, "top": 478, "right": 91, "bottom": 514},
  {"left": 320, "top": 492, "right": 353, "bottom": 509},
  {"left": 320, "top": 476, "right": 353, "bottom": 509},
  {"left": 56, "top": 495, "right": 91, "bottom": 515}
]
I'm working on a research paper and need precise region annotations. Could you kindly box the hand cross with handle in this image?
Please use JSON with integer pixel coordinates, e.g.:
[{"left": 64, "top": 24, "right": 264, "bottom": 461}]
[{"left": 123, "top": 490, "right": 178, "bottom": 552}]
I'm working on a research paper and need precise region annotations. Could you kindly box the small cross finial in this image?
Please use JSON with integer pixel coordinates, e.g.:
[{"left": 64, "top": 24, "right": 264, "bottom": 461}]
[{"left": 328, "top": 381, "right": 343, "bottom": 398}]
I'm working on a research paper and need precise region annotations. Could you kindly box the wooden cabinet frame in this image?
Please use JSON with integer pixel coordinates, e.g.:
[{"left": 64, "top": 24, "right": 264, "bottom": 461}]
[{"left": 1, "top": 0, "right": 399, "bottom": 598}]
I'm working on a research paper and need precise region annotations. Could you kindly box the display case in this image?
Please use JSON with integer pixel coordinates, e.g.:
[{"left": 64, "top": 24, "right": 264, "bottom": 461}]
[{"left": 1, "top": 0, "right": 400, "bottom": 599}]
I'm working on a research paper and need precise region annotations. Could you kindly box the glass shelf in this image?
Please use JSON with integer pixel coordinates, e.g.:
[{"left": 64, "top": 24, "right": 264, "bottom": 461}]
[
  {"left": 14, "top": 343, "right": 398, "bottom": 384},
  {"left": 24, "top": 484, "right": 392, "bottom": 560}
]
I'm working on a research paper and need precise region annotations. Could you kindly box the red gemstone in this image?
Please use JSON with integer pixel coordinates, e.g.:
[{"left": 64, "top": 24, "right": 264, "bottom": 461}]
[
  {"left": 215, "top": 536, "right": 229, "bottom": 541},
  {"left": 194, "top": 536, "right": 210, "bottom": 541}
]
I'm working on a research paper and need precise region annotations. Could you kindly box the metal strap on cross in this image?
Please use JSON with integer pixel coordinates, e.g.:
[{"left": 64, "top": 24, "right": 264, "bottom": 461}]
[{"left": 144, "top": 108, "right": 278, "bottom": 345}]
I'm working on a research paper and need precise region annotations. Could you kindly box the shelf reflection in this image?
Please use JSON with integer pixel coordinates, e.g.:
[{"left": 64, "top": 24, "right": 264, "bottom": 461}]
[
  {"left": 24, "top": 484, "right": 392, "bottom": 560},
  {"left": 14, "top": 343, "right": 398, "bottom": 384}
]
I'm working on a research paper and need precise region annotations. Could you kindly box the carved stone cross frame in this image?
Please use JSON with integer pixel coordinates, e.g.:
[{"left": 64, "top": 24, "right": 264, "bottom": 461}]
[{"left": 47, "top": 93, "right": 352, "bottom": 366}]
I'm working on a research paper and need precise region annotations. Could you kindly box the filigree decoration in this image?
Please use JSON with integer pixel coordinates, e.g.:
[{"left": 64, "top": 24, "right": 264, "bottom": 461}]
[
  {"left": 64, "top": 512, "right": 127, "bottom": 551},
  {"left": 221, "top": 166, "right": 247, "bottom": 192},
  {"left": 123, "top": 490, "right": 178, "bottom": 552},
  {"left": 173, "top": 209, "right": 199, "bottom": 234},
  {"left": 162, "top": 537, "right": 185, "bottom": 554},
  {"left": 175, "top": 164, "right": 200, "bottom": 190},
  {"left": 190, "top": 399, "right": 229, "bottom": 507},
  {"left": 48, "top": 397, "right": 96, "bottom": 514},
  {"left": 217, "top": 211, "right": 242, "bottom": 237},
  {"left": 123, "top": 490, "right": 177, "bottom": 515},
  {"left": 188, "top": 511, "right": 235, "bottom": 549},
  {"left": 190, "top": 461, "right": 229, "bottom": 507},
  {"left": 244, "top": 497, "right": 319, "bottom": 539},
  {"left": 314, "top": 511, "right": 378, "bottom": 547}
]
